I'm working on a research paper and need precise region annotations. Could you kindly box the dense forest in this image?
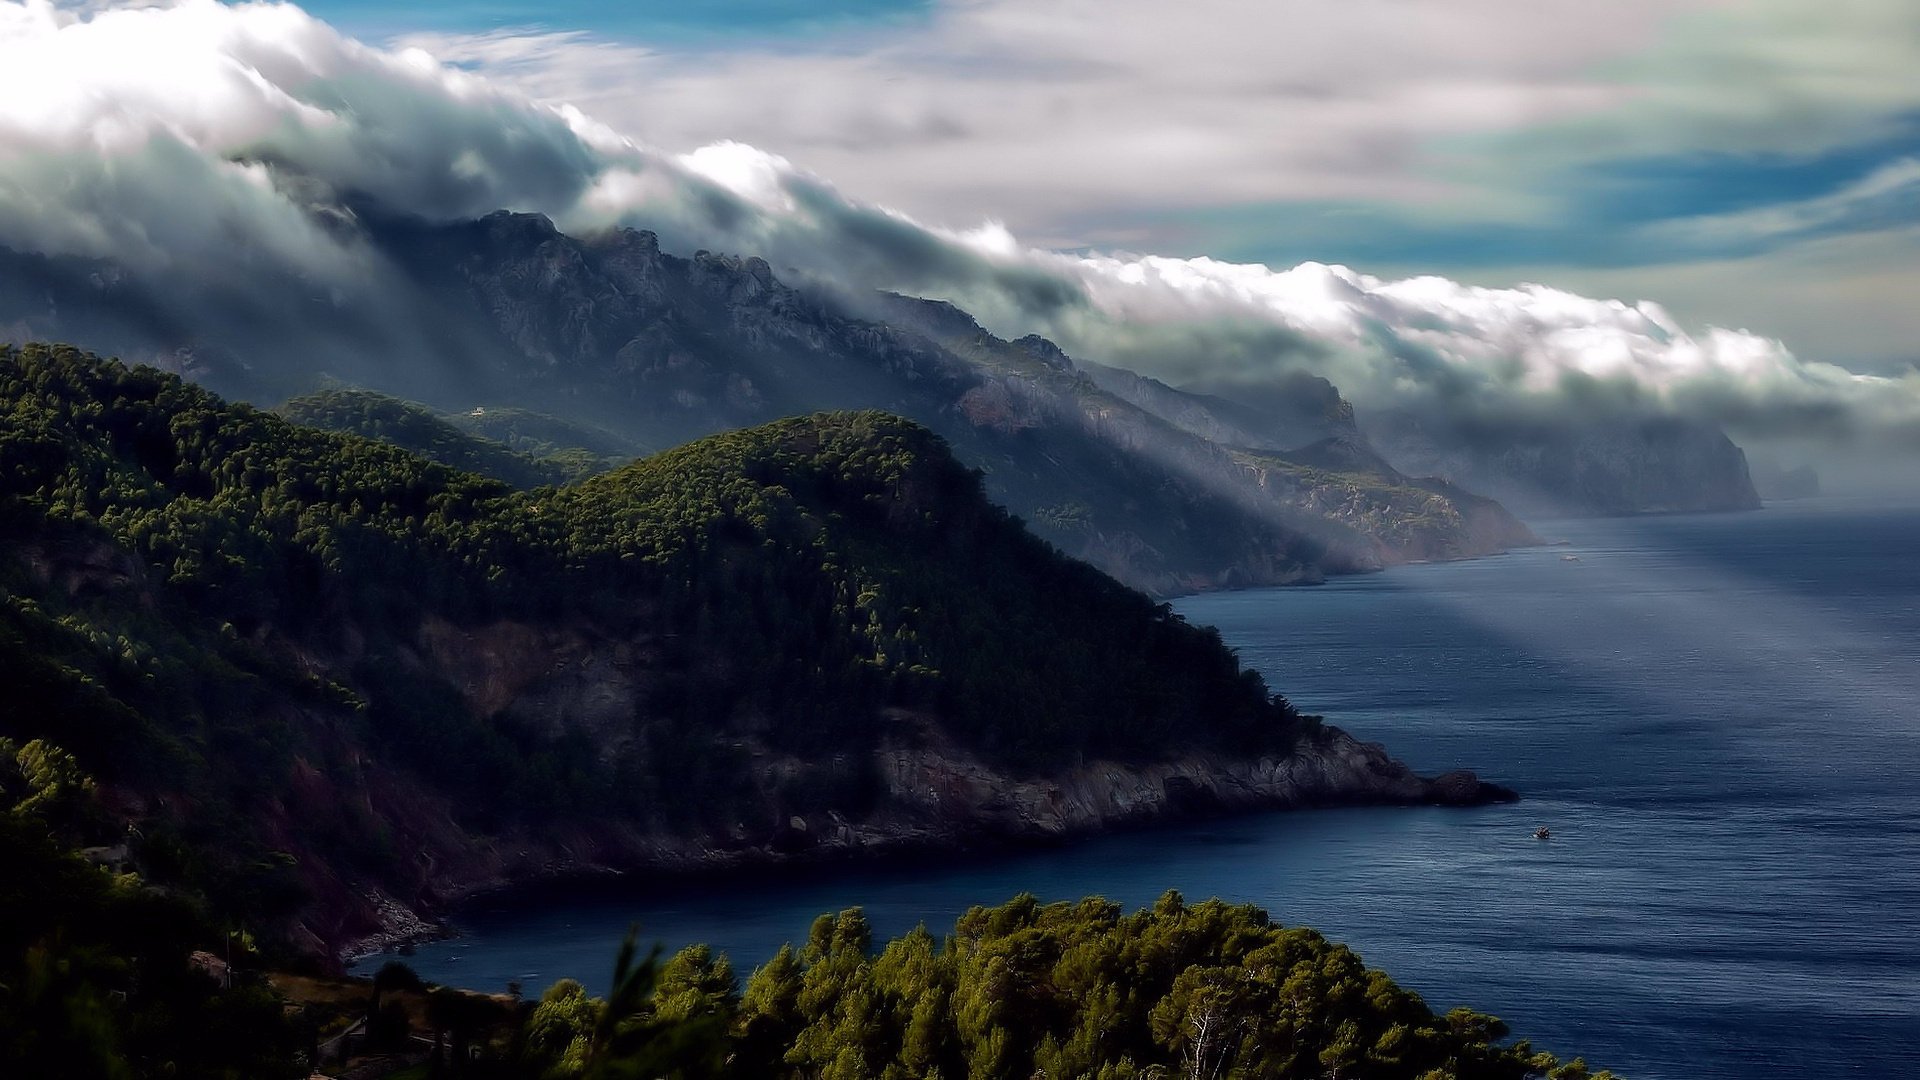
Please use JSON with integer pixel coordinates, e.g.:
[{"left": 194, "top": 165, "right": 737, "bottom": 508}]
[
  {"left": 0, "top": 743, "right": 305, "bottom": 1076},
  {"left": 0, "top": 342, "right": 1302, "bottom": 776},
  {"left": 438, "top": 891, "right": 1611, "bottom": 1080},
  {"left": 494, "top": 892, "right": 1616, "bottom": 1080},
  {"left": 278, "top": 387, "right": 652, "bottom": 490},
  {"left": 0, "top": 345, "right": 1582, "bottom": 1077},
  {"left": 0, "top": 766, "right": 1612, "bottom": 1080},
  {"left": 0, "top": 342, "right": 1321, "bottom": 942},
  {"left": 277, "top": 387, "right": 596, "bottom": 489}
]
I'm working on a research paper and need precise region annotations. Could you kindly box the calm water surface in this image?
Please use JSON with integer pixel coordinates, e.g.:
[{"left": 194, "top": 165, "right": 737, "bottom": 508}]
[{"left": 365, "top": 497, "right": 1920, "bottom": 1078}]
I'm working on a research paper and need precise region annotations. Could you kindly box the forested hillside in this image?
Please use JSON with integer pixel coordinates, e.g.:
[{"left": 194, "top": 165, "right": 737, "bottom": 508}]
[
  {"left": 277, "top": 387, "right": 594, "bottom": 488},
  {"left": 0, "top": 815, "right": 1612, "bottom": 1080},
  {"left": 1, "top": 342, "right": 1300, "bottom": 765},
  {"left": 499, "top": 892, "right": 1614, "bottom": 1079},
  {"left": 0, "top": 344, "right": 1505, "bottom": 957},
  {"left": 0, "top": 344, "right": 1541, "bottom": 1077}
]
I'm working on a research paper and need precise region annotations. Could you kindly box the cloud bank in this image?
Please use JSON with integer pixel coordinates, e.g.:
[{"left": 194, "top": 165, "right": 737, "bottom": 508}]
[
  {"left": 1003, "top": 250, "right": 1916, "bottom": 445},
  {"left": 0, "top": 0, "right": 1915, "bottom": 460},
  {"left": 398, "top": 0, "right": 1920, "bottom": 263}
]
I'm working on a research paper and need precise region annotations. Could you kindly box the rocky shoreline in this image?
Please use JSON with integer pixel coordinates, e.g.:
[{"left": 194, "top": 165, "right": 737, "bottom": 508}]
[{"left": 335, "top": 725, "right": 1515, "bottom": 964}]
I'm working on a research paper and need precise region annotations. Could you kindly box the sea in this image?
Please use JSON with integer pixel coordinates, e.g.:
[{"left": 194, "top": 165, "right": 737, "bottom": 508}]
[{"left": 361, "top": 496, "right": 1920, "bottom": 1078}]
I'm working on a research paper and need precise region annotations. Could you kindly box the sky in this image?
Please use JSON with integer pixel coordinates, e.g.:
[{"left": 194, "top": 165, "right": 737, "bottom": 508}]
[
  {"left": 284, "top": 0, "right": 1920, "bottom": 374},
  {"left": 1, "top": 0, "right": 1916, "bottom": 471}
]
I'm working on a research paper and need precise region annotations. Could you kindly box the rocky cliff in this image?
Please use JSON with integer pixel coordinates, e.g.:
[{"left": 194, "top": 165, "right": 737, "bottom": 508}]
[
  {"left": 870, "top": 293, "right": 1536, "bottom": 587},
  {"left": 332, "top": 717, "right": 1510, "bottom": 960},
  {"left": 1064, "top": 362, "right": 1536, "bottom": 563},
  {"left": 1080, "top": 364, "right": 1356, "bottom": 452},
  {"left": 1366, "top": 411, "right": 1763, "bottom": 516}
]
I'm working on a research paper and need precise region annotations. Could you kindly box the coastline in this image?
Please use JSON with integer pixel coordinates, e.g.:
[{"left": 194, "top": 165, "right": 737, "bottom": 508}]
[{"left": 336, "top": 724, "right": 1516, "bottom": 964}]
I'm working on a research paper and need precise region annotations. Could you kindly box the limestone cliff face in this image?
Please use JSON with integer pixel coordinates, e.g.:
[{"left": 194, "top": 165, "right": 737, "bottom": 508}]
[
  {"left": 415, "top": 616, "right": 658, "bottom": 748},
  {"left": 1079, "top": 363, "right": 1357, "bottom": 453},
  {"left": 1230, "top": 453, "right": 1537, "bottom": 567},
  {"left": 870, "top": 297, "right": 1534, "bottom": 590},
  {"left": 1367, "top": 412, "right": 1763, "bottom": 517},
  {"left": 868, "top": 726, "right": 1507, "bottom": 838}
]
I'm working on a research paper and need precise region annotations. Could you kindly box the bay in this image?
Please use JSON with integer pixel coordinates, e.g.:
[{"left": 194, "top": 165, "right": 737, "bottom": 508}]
[{"left": 363, "top": 496, "right": 1920, "bottom": 1078}]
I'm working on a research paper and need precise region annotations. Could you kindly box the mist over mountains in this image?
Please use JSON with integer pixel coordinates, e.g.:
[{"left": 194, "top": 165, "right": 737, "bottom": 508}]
[
  {"left": 68, "top": 205, "right": 1547, "bottom": 593},
  {"left": 0, "top": 0, "right": 1900, "bottom": 524}
]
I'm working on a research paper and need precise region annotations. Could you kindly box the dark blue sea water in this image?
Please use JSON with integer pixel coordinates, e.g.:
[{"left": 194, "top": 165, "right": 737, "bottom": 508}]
[{"left": 364, "top": 497, "right": 1920, "bottom": 1078}]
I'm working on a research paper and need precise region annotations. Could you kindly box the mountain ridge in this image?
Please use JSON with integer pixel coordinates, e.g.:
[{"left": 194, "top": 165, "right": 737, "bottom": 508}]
[
  {"left": 0, "top": 208, "right": 1537, "bottom": 594},
  {"left": 1365, "top": 409, "right": 1763, "bottom": 516}
]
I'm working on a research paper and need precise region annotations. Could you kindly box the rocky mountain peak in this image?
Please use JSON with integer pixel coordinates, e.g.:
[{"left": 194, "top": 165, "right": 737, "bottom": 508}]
[
  {"left": 879, "top": 294, "right": 988, "bottom": 341},
  {"left": 595, "top": 226, "right": 662, "bottom": 256},
  {"left": 478, "top": 209, "right": 561, "bottom": 246},
  {"left": 1011, "top": 333, "right": 1075, "bottom": 371}
]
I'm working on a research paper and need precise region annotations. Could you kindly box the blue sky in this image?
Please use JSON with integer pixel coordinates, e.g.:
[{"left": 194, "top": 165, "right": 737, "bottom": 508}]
[
  {"left": 1171, "top": 117, "right": 1920, "bottom": 270},
  {"left": 251, "top": 1, "right": 1920, "bottom": 366},
  {"left": 303, "top": 0, "right": 931, "bottom": 45}
]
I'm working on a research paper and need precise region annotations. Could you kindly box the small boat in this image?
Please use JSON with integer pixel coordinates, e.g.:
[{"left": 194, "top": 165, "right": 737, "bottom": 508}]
[
  {"left": 1534, "top": 826, "right": 1552, "bottom": 840},
  {"left": 1560, "top": 554, "right": 1581, "bottom": 562}
]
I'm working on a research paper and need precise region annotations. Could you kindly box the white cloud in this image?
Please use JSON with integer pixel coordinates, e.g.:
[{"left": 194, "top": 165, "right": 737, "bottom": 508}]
[
  {"left": 387, "top": 0, "right": 1920, "bottom": 385},
  {"left": 0, "top": 0, "right": 1915, "bottom": 455},
  {"left": 0, "top": 0, "right": 670, "bottom": 276},
  {"left": 397, "top": 0, "right": 1687, "bottom": 241},
  {"left": 397, "top": 0, "right": 1920, "bottom": 248},
  {"left": 1507, "top": 0, "right": 1920, "bottom": 165},
  {"left": 980, "top": 243, "right": 1911, "bottom": 445}
]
